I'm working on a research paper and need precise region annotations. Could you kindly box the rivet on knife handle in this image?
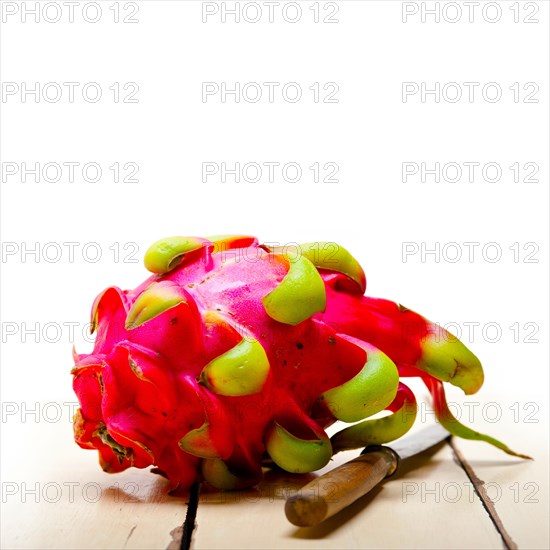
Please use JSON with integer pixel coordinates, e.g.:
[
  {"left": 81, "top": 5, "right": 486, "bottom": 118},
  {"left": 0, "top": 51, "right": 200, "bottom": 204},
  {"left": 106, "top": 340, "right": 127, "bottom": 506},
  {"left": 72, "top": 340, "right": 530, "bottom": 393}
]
[{"left": 285, "top": 446, "right": 399, "bottom": 527}]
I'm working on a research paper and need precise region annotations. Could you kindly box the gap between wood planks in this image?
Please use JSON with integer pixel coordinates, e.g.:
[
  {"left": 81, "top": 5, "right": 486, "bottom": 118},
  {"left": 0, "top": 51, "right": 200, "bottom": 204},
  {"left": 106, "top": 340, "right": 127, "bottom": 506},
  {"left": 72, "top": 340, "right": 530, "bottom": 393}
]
[
  {"left": 448, "top": 439, "right": 518, "bottom": 550},
  {"left": 167, "top": 482, "right": 201, "bottom": 550},
  {"left": 167, "top": 440, "right": 518, "bottom": 550}
]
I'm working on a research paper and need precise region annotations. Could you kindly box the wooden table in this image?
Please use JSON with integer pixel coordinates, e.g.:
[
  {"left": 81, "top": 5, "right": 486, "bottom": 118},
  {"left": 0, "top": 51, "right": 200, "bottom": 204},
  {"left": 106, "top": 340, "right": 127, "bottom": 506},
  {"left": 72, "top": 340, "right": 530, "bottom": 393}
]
[{"left": 2, "top": 394, "right": 548, "bottom": 549}]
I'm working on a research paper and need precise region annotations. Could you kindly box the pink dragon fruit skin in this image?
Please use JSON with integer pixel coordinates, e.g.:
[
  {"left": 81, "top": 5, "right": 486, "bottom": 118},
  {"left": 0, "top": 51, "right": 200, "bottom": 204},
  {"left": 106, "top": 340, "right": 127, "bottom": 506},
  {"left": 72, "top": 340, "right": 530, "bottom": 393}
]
[{"left": 72, "top": 235, "right": 528, "bottom": 492}]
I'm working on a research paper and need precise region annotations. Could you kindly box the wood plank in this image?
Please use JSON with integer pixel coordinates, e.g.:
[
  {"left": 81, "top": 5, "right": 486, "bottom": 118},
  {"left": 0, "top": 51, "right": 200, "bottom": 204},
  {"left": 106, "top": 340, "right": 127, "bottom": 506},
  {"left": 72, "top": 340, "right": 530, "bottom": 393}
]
[
  {"left": 192, "top": 437, "right": 503, "bottom": 549},
  {"left": 445, "top": 395, "right": 550, "bottom": 550},
  {"left": 1, "top": 418, "right": 186, "bottom": 550},
  {"left": 4, "top": 393, "right": 542, "bottom": 549}
]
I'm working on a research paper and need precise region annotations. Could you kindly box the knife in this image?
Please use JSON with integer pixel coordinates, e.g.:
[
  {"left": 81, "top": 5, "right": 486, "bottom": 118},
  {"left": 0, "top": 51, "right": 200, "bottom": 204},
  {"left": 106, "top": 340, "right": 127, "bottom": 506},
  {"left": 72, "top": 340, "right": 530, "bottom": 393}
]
[{"left": 285, "top": 424, "right": 450, "bottom": 527}]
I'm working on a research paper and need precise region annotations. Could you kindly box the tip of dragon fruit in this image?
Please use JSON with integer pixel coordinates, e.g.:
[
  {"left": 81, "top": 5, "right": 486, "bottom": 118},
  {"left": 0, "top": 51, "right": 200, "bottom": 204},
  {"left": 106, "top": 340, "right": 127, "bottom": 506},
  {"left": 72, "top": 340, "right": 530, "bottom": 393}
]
[{"left": 419, "top": 327, "right": 484, "bottom": 395}]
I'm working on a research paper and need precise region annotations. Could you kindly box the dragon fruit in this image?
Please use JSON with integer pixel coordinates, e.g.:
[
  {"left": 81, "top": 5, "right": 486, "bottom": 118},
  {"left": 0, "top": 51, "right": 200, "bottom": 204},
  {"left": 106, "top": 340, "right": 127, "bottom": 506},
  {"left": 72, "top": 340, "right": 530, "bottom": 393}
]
[{"left": 72, "top": 235, "right": 527, "bottom": 492}]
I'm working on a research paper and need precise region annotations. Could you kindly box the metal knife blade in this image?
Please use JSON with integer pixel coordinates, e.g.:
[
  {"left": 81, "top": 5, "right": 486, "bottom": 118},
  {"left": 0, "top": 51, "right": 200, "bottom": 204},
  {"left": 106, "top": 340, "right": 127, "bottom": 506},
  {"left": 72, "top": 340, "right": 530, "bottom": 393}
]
[
  {"left": 367, "top": 423, "right": 450, "bottom": 461},
  {"left": 285, "top": 424, "right": 451, "bottom": 527}
]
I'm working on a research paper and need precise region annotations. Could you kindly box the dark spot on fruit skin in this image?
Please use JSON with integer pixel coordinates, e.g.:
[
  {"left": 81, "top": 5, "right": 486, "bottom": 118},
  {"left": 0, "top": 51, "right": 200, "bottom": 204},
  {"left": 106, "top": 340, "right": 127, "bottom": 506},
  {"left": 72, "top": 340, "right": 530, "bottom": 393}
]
[
  {"left": 296, "top": 342, "right": 304, "bottom": 350},
  {"left": 328, "top": 336, "right": 336, "bottom": 344},
  {"left": 162, "top": 412, "right": 168, "bottom": 417},
  {"left": 283, "top": 360, "right": 287, "bottom": 366},
  {"left": 170, "top": 318, "right": 178, "bottom": 325}
]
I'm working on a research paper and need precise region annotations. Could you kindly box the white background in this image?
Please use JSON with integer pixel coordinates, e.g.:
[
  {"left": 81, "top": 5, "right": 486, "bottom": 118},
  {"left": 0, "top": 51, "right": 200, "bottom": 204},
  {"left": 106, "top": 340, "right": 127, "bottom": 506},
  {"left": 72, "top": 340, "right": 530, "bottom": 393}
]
[{"left": 0, "top": 0, "right": 548, "bottom": 546}]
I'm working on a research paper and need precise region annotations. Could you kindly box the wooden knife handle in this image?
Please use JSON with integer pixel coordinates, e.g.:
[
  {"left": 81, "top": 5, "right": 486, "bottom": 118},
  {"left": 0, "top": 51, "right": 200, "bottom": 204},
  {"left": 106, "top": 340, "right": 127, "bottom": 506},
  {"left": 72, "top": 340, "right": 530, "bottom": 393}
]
[{"left": 285, "top": 446, "right": 399, "bottom": 527}]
